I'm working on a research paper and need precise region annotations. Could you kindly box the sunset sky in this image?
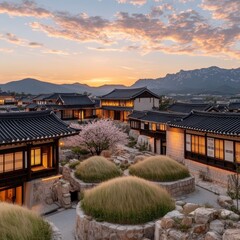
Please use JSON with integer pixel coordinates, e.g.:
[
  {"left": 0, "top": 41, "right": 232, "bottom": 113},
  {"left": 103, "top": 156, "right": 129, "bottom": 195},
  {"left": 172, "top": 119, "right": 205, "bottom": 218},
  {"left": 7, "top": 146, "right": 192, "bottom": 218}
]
[{"left": 0, "top": 0, "right": 239, "bottom": 86}]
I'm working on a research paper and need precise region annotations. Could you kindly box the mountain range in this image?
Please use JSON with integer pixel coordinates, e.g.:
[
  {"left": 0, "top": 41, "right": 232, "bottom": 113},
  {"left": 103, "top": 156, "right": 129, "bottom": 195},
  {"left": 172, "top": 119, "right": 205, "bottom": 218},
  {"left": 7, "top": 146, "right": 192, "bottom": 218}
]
[{"left": 0, "top": 66, "right": 239, "bottom": 96}]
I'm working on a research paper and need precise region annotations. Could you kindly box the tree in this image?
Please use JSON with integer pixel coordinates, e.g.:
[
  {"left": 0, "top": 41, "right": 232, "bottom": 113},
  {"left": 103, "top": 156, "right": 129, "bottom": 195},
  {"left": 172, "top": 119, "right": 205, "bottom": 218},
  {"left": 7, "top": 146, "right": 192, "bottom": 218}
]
[{"left": 64, "top": 119, "right": 128, "bottom": 155}]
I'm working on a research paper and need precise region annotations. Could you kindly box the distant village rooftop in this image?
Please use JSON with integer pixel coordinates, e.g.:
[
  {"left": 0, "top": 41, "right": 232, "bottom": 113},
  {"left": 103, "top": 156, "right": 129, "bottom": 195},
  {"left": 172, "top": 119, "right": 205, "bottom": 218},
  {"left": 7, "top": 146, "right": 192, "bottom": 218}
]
[
  {"left": 167, "top": 102, "right": 212, "bottom": 113},
  {"left": 129, "top": 110, "right": 187, "bottom": 124},
  {"left": 100, "top": 87, "right": 159, "bottom": 100}
]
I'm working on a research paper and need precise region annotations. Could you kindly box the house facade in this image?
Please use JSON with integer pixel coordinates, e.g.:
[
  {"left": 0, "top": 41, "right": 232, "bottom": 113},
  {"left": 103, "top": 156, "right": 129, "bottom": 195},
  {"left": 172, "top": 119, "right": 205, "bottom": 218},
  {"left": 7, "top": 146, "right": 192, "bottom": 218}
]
[
  {"left": 167, "top": 111, "right": 240, "bottom": 185},
  {"left": 100, "top": 87, "right": 159, "bottom": 121},
  {"left": 129, "top": 110, "right": 186, "bottom": 154},
  {"left": 0, "top": 110, "right": 77, "bottom": 210}
]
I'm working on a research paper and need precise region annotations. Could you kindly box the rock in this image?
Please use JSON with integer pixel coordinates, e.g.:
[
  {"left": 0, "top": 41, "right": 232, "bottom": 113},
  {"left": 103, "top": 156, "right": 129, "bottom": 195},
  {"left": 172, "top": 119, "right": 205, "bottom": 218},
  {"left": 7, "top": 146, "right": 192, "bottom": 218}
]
[
  {"left": 176, "top": 205, "right": 183, "bottom": 213},
  {"left": 229, "top": 213, "right": 240, "bottom": 221},
  {"left": 176, "top": 201, "right": 186, "bottom": 206},
  {"left": 181, "top": 217, "right": 193, "bottom": 227},
  {"left": 218, "top": 195, "right": 233, "bottom": 208},
  {"left": 164, "top": 210, "right": 184, "bottom": 220},
  {"left": 168, "top": 229, "right": 187, "bottom": 240},
  {"left": 209, "top": 220, "right": 224, "bottom": 234},
  {"left": 223, "top": 229, "right": 240, "bottom": 240},
  {"left": 183, "top": 203, "right": 199, "bottom": 214},
  {"left": 193, "top": 224, "right": 208, "bottom": 234},
  {"left": 133, "top": 155, "right": 146, "bottom": 163},
  {"left": 194, "top": 208, "right": 218, "bottom": 224},
  {"left": 205, "top": 231, "right": 221, "bottom": 240},
  {"left": 220, "top": 209, "right": 234, "bottom": 219},
  {"left": 160, "top": 218, "right": 175, "bottom": 229}
]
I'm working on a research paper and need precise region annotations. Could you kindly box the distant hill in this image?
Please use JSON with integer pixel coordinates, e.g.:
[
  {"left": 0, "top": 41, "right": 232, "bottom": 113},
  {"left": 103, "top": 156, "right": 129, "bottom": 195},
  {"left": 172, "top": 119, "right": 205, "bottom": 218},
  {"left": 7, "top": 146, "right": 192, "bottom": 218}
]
[
  {"left": 0, "top": 78, "right": 126, "bottom": 96},
  {"left": 132, "top": 66, "right": 240, "bottom": 95},
  {"left": 0, "top": 66, "right": 239, "bottom": 95}
]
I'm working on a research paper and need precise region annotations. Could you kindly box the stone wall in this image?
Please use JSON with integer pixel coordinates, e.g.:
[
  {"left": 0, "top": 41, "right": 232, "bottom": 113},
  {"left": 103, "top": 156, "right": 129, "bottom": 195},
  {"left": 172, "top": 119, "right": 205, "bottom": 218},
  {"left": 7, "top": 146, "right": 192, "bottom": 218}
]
[
  {"left": 47, "top": 221, "right": 63, "bottom": 240},
  {"left": 62, "top": 166, "right": 98, "bottom": 194},
  {"left": 155, "top": 201, "right": 240, "bottom": 240},
  {"left": 75, "top": 202, "right": 155, "bottom": 240},
  {"left": 154, "top": 176, "right": 195, "bottom": 197}
]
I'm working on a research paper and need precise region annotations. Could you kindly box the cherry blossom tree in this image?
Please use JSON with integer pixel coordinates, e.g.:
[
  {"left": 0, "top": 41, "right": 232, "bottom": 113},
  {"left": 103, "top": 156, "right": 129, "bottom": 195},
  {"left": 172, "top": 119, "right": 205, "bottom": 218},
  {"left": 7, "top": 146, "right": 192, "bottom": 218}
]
[{"left": 63, "top": 119, "right": 128, "bottom": 155}]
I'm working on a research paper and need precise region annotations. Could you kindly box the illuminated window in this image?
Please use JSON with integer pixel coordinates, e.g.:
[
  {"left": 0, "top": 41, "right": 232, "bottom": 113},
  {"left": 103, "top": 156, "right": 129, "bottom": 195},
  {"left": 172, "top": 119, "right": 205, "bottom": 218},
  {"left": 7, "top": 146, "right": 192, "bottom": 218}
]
[
  {"left": 62, "top": 110, "right": 73, "bottom": 119},
  {"left": 31, "top": 148, "right": 41, "bottom": 166},
  {"left": 0, "top": 152, "right": 23, "bottom": 173},
  {"left": 152, "top": 123, "right": 156, "bottom": 131},
  {"left": 191, "top": 135, "right": 205, "bottom": 155},
  {"left": 215, "top": 139, "right": 224, "bottom": 160},
  {"left": 235, "top": 142, "right": 240, "bottom": 162},
  {"left": 160, "top": 124, "right": 166, "bottom": 131}
]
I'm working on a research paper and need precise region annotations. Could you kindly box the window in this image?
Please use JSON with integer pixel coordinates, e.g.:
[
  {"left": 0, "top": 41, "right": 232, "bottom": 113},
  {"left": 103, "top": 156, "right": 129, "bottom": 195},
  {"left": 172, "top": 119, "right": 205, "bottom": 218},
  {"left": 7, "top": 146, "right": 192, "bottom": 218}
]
[
  {"left": 151, "top": 123, "right": 156, "bottom": 131},
  {"left": 62, "top": 110, "right": 72, "bottom": 119},
  {"left": 0, "top": 152, "right": 23, "bottom": 173},
  {"left": 235, "top": 142, "right": 240, "bottom": 163},
  {"left": 130, "top": 121, "right": 139, "bottom": 129},
  {"left": 31, "top": 148, "right": 41, "bottom": 166},
  {"left": 31, "top": 146, "right": 53, "bottom": 168},
  {"left": 215, "top": 139, "right": 224, "bottom": 160},
  {"left": 191, "top": 135, "right": 205, "bottom": 155}
]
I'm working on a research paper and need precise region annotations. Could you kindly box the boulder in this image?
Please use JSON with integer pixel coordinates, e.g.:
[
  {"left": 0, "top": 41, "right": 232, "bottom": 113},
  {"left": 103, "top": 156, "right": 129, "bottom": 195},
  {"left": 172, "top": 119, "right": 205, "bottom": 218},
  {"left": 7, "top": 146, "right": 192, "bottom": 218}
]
[
  {"left": 205, "top": 231, "right": 221, "bottom": 240},
  {"left": 209, "top": 220, "right": 224, "bottom": 234},
  {"left": 164, "top": 210, "right": 184, "bottom": 220},
  {"left": 160, "top": 218, "right": 175, "bottom": 229},
  {"left": 223, "top": 229, "right": 240, "bottom": 240},
  {"left": 218, "top": 195, "right": 233, "bottom": 208},
  {"left": 194, "top": 208, "right": 218, "bottom": 224},
  {"left": 183, "top": 203, "right": 199, "bottom": 214}
]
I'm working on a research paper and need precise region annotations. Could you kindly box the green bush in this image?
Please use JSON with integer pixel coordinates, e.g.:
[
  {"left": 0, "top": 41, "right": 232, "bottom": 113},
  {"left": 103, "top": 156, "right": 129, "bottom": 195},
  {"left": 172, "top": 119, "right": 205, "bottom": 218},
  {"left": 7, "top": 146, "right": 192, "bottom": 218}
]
[
  {"left": 81, "top": 176, "right": 175, "bottom": 224},
  {"left": 69, "top": 161, "right": 80, "bottom": 169},
  {"left": 0, "top": 202, "right": 52, "bottom": 240},
  {"left": 75, "top": 156, "right": 121, "bottom": 183},
  {"left": 129, "top": 155, "right": 190, "bottom": 182}
]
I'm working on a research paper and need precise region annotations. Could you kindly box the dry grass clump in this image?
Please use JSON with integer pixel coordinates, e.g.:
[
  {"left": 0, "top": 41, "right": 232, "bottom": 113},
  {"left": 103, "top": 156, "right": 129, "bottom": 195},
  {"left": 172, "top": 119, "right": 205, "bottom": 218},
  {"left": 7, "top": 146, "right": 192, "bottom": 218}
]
[
  {"left": 75, "top": 156, "right": 121, "bottom": 183},
  {"left": 0, "top": 202, "right": 52, "bottom": 240},
  {"left": 81, "top": 176, "right": 175, "bottom": 224},
  {"left": 129, "top": 156, "right": 190, "bottom": 182}
]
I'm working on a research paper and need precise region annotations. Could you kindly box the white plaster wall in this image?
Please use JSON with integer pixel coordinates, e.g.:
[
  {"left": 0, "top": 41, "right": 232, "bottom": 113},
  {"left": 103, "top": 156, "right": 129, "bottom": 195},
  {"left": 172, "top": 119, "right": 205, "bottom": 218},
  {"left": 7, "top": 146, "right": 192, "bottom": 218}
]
[
  {"left": 134, "top": 98, "right": 159, "bottom": 111},
  {"left": 166, "top": 127, "right": 185, "bottom": 162}
]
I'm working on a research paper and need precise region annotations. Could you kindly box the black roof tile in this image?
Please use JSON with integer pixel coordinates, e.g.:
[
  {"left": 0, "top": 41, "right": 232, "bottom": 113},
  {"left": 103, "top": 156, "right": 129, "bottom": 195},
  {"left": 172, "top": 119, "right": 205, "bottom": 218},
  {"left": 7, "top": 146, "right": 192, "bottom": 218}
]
[
  {"left": 100, "top": 87, "right": 159, "bottom": 100},
  {"left": 0, "top": 110, "right": 78, "bottom": 145},
  {"left": 167, "top": 102, "right": 212, "bottom": 113},
  {"left": 170, "top": 111, "right": 240, "bottom": 136},
  {"left": 58, "top": 95, "right": 94, "bottom": 106},
  {"left": 129, "top": 110, "right": 187, "bottom": 124}
]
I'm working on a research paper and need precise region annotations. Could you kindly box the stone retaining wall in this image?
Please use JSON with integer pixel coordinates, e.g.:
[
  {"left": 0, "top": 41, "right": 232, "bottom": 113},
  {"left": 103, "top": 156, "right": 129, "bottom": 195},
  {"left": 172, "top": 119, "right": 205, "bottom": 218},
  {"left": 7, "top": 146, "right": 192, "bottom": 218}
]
[
  {"left": 75, "top": 202, "right": 155, "bottom": 240},
  {"left": 154, "top": 176, "right": 195, "bottom": 197},
  {"left": 46, "top": 221, "right": 62, "bottom": 240},
  {"left": 62, "top": 166, "right": 98, "bottom": 194}
]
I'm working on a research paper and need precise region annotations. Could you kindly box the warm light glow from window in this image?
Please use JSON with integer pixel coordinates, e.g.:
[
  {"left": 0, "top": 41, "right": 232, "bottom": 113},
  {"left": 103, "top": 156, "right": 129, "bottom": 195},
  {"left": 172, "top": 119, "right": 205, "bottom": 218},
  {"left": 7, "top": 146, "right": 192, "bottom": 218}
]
[
  {"left": 101, "top": 100, "right": 134, "bottom": 107},
  {"left": 191, "top": 135, "right": 205, "bottom": 155},
  {"left": 236, "top": 142, "right": 240, "bottom": 162},
  {"left": 215, "top": 139, "right": 224, "bottom": 160},
  {"left": 152, "top": 123, "right": 156, "bottom": 131}
]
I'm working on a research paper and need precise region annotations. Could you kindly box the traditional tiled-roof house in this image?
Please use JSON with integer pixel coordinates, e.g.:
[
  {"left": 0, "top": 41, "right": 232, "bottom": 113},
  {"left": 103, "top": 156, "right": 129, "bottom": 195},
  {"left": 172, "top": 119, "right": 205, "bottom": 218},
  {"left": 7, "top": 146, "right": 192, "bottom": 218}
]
[
  {"left": 167, "top": 111, "right": 240, "bottom": 185},
  {"left": 0, "top": 92, "right": 16, "bottom": 105},
  {"left": 55, "top": 95, "right": 96, "bottom": 121},
  {"left": 0, "top": 110, "right": 77, "bottom": 210},
  {"left": 100, "top": 87, "right": 160, "bottom": 121},
  {"left": 129, "top": 110, "right": 186, "bottom": 154},
  {"left": 167, "top": 102, "right": 212, "bottom": 113}
]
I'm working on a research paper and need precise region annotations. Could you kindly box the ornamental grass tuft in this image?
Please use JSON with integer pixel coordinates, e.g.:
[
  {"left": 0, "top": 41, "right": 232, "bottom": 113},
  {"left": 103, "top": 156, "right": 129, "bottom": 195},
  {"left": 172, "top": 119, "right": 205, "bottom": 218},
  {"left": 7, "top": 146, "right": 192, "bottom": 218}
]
[
  {"left": 81, "top": 176, "right": 175, "bottom": 224},
  {"left": 129, "top": 155, "right": 190, "bottom": 182},
  {"left": 75, "top": 156, "right": 121, "bottom": 183},
  {"left": 0, "top": 202, "right": 52, "bottom": 240}
]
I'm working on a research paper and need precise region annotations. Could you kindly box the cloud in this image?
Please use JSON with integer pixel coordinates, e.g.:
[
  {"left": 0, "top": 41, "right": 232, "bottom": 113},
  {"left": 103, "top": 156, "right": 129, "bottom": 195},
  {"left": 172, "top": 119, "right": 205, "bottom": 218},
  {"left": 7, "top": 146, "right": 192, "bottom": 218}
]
[
  {"left": 28, "top": 41, "right": 43, "bottom": 47},
  {"left": 0, "top": 0, "right": 239, "bottom": 59},
  {"left": 116, "top": 0, "right": 147, "bottom": 6},
  {"left": 0, "top": 48, "right": 13, "bottom": 53},
  {"left": 0, "top": 0, "right": 51, "bottom": 18},
  {"left": 0, "top": 32, "right": 24, "bottom": 45},
  {"left": 42, "top": 49, "right": 70, "bottom": 55}
]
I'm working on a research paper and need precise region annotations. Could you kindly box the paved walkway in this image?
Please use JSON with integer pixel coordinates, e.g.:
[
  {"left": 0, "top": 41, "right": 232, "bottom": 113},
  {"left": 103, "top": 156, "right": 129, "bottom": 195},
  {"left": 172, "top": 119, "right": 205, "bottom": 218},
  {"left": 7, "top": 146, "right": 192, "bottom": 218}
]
[{"left": 45, "top": 186, "right": 221, "bottom": 240}]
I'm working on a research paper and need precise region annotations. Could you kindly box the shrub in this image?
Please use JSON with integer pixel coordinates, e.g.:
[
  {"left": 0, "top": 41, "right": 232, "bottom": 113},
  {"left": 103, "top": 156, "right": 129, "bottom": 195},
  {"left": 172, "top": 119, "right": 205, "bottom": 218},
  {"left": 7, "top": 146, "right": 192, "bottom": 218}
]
[
  {"left": 75, "top": 156, "right": 121, "bottom": 183},
  {"left": 0, "top": 202, "right": 52, "bottom": 240},
  {"left": 81, "top": 176, "right": 175, "bottom": 224},
  {"left": 69, "top": 160, "right": 80, "bottom": 169},
  {"left": 129, "top": 156, "right": 190, "bottom": 182}
]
